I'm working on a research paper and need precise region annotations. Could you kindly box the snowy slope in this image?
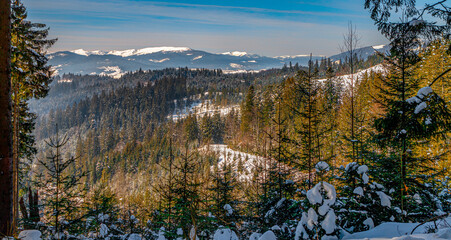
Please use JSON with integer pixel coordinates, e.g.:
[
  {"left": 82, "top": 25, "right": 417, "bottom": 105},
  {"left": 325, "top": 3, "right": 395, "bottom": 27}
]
[
  {"left": 203, "top": 144, "right": 261, "bottom": 181},
  {"left": 318, "top": 64, "right": 386, "bottom": 85},
  {"left": 202, "top": 144, "right": 308, "bottom": 182},
  {"left": 169, "top": 98, "right": 240, "bottom": 122}
]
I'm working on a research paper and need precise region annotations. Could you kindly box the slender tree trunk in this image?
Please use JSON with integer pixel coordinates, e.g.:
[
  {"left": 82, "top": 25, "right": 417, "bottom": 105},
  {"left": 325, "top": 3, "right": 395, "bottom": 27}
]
[
  {"left": 12, "top": 76, "right": 19, "bottom": 235},
  {"left": 0, "top": 0, "right": 13, "bottom": 235}
]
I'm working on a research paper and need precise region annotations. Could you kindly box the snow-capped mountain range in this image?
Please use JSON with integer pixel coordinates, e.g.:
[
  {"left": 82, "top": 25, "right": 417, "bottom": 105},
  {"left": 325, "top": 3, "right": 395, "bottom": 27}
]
[{"left": 48, "top": 45, "right": 390, "bottom": 78}]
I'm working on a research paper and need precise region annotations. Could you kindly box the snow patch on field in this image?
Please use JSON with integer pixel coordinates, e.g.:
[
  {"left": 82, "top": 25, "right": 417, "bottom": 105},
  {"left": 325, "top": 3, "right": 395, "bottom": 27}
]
[
  {"left": 169, "top": 99, "right": 239, "bottom": 121},
  {"left": 372, "top": 45, "right": 386, "bottom": 50},
  {"left": 202, "top": 144, "right": 262, "bottom": 181},
  {"left": 149, "top": 58, "right": 170, "bottom": 63},
  {"left": 230, "top": 63, "right": 244, "bottom": 68},
  {"left": 98, "top": 66, "right": 124, "bottom": 79},
  {"left": 193, "top": 55, "right": 203, "bottom": 60},
  {"left": 223, "top": 69, "right": 263, "bottom": 74}
]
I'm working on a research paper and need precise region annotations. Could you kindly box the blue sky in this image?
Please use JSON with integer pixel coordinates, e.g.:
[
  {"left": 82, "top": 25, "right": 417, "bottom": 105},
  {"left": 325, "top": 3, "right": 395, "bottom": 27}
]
[{"left": 22, "top": 0, "right": 389, "bottom": 56}]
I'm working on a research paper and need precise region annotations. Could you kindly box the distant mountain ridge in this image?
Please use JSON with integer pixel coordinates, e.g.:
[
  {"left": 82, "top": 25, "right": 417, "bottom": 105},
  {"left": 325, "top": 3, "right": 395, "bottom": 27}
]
[{"left": 48, "top": 45, "right": 389, "bottom": 78}]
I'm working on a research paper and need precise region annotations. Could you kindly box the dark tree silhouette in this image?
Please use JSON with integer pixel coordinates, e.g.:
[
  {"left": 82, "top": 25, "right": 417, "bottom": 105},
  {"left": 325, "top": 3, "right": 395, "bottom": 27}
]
[{"left": 0, "top": 0, "right": 13, "bottom": 235}]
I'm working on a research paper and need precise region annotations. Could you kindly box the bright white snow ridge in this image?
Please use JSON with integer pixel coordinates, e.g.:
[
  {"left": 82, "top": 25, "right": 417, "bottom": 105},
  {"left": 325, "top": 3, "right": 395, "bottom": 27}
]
[{"left": 70, "top": 47, "right": 191, "bottom": 57}]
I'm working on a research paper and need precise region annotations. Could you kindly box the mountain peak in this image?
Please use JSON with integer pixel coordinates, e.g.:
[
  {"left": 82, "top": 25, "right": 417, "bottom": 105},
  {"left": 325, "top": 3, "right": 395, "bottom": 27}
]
[
  {"left": 69, "top": 47, "right": 191, "bottom": 57},
  {"left": 70, "top": 49, "right": 106, "bottom": 56},
  {"left": 221, "top": 51, "right": 248, "bottom": 57},
  {"left": 108, "top": 47, "right": 191, "bottom": 57}
]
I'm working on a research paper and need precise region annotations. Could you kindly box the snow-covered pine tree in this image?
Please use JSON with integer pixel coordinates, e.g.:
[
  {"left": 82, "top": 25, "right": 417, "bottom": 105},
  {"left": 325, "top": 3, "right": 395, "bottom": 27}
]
[
  {"left": 84, "top": 182, "right": 122, "bottom": 239},
  {"left": 368, "top": 16, "right": 451, "bottom": 221},
  {"left": 365, "top": 0, "right": 451, "bottom": 221},
  {"left": 336, "top": 162, "right": 398, "bottom": 233},
  {"left": 295, "top": 161, "right": 338, "bottom": 240}
]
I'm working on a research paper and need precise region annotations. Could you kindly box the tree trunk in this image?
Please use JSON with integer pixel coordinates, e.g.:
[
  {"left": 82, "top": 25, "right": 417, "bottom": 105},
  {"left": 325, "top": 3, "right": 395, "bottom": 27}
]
[{"left": 0, "top": 0, "right": 13, "bottom": 235}]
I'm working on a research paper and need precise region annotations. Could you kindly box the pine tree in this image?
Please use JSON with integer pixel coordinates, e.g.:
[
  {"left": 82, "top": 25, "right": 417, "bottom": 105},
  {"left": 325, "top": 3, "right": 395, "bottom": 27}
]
[
  {"left": 365, "top": 4, "right": 451, "bottom": 217},
  {"left": 35, "top": 128, "right": 86, "bottom": 238},
  {"left": 321, "top": 68, "right": 342, "bottom": 171},
  {"left": 241, "top": 85, "right": 255, "bottom": 134},
  {"left": 295, "top": 162, "right": 338, "bottom": 240},
  {"left": 336, "top": 162, "right": 397, "bottom": 233},
  {"left": 10, "top": 0, "right": 56, "bottom": 229},
  {"left": 171, "top": 144, "right": 207, "bottom": 239},
  {"left": 209, "top": 154, "right": 238, "bottom": 230},
  {"left": 293, "top": 59, "right": 326, "bottom": 188},
  {"left": 184, "top": 114, "right": 199, "bottom": 144}
]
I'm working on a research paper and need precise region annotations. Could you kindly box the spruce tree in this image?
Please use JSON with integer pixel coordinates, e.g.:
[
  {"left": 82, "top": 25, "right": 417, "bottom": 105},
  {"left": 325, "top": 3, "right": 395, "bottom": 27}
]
[
  {"left": 241, "top": 85, "right": 255, "bottom": 134},
  {"left": 292, "top": 59, "right": 327, "bottom": 188},
  {"left": 10, "top": 0, "right": 56, "bottom": 229},
  {"left": 336, "top": 162, "right": 398, "bottom": 233},
  {"left": 365, "top": 4, "right": 451, "bottom": 217},
  {"left": 35, "top": 128, "right": 86, "bottom": 238},
  {"left": 209, "top": 154, "right": 238, "bottom": 231}
]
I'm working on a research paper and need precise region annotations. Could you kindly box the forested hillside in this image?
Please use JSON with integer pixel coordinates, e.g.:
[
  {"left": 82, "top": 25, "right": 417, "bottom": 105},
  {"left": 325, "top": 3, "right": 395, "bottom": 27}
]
[
  {"left": 3, "top": 0, "right": 450, "bottom": 239},
  {"left": 25, "top": 38, "right": 451, "bottom": 239}
]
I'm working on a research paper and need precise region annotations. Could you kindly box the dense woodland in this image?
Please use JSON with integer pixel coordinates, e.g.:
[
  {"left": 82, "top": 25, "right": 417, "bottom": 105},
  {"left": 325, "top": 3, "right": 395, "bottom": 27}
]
[{"left": 1, "top": 0, "right": 450, "bottom": 239}]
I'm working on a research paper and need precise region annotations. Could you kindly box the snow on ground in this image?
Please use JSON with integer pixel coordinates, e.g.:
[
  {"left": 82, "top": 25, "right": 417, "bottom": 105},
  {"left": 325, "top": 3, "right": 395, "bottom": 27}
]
[
  {"left": 230, "top": 63, "right": 244, "bottom": 68},
  {"left": 15, "top": 217, "right": 450, "bottom": 240},
  {"left": 276, "top": 54, "right": 311, "bottom": 59},
  {"left": 318, "top": 64, "right": 386, "bottom": 86},
  {"left": 18, "top": 230, "right": 42, "bottom": 240},
  {"left": 204, "top": 144, "right": 261, "bottom": 181},
  {"left": 372, "top": 45, "right": 386, "bottom": 50},
  {"left": 222, "top": 69, "right": 263, "bottom": 74},
  {"left": 168, "top": 99, "right": 240, "bottom": 121},
  {"left": 193, "top": 55, "right": 203, "bottom": 60},
  {"left": 213, "top": 228, "right": 239, "bottom": 240},
  {"left": 98, "top": 66, "right": 125, "bottom": 79},
  {"left": 149, "top": 58, "right": 170, "bottom": 63},
  {"left": 258, "top": 231, "right": 277, "bottom": 240},
  {"left": 202, "top": 144, "right": 308, "bottom": 182},
  {"left": 343, "top": 217, "right": 451, "bottom": 240}
]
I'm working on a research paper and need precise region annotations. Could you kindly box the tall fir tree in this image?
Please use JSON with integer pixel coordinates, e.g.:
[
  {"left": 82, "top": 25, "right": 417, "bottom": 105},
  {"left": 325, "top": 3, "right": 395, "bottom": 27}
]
[{"left": 10, "top": 0, "right": 56, "bottom": 229}]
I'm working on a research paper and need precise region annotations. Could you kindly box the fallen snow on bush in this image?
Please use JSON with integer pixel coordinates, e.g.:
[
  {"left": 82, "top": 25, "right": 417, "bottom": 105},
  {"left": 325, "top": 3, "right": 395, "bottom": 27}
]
[
  {"left": 18, "top": 230, "right": 41, "bottom": 240},
  {"left": 213, "top": 228, "right": 239, "bottom": 240},
  {"left": 258, "top": 230, "right": 277, "bottom": 240}
]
